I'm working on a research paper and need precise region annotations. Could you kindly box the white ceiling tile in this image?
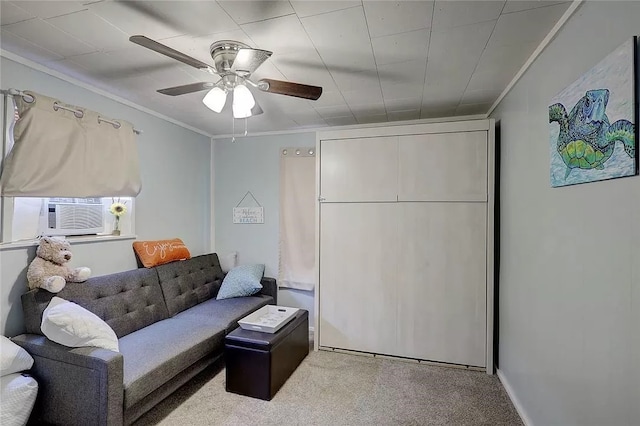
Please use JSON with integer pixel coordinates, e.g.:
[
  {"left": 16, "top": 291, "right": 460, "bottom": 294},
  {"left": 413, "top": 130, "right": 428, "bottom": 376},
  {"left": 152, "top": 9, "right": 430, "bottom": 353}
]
[
  {"left": 315, "top": 105, "right": 352, "bottom": 119},
  {"left": 460, "top": 88, "right": 503, "bottom": 105},
  {"left": 350, "top": 103, "right": 386, "bottom": 117},
  {"left": 342, "top": 86, "right": 384, "bottom": 106},
  {"left": 3, "top": 18, "right": 96, "bottom": 57},
  {"left": 421, "top": 106, "right": 457, "bottom": 118},
  {"left": 46, "top": 10, "right": 131, "bottom": 52},
  {"left": 0, "top": 29, "right": 63, "bottom": 62},
  {"left": 124, "top": 1, "right": 238, "bottom": 37},
  {"left": 432, "top": 1, "right": 505, "bottom": 29},
  {"left": 385, "top": 97, "right": 423, "bottom": 112},
  {"left": 356, "top": 113, "right": 388, "bottom": 124},
  {"left": 488, "top": 2, "right": 571, "bottom": 47},
  {"left": 1, "top": 2, "right": 34, "bottom": 25},
  {"left": 301, "top": 7, "right": 370, "bottom": 48},
  {"left": 290, "top": 1, "right": 361, "bottom": 18},
  {"left": 11, "top": 1, "right": 87, "bottom": 19},
  {"left": 331, "top": 69, "right": 380, "bottom": 92},
  {"left": 241, "top": 14, "right": 315, "bottom": 55},
  {"left": 325, "top": 115, "right": 358, "bottom": 127},
  {"left": 68, "top": 47, "right": 175, "bottom": 81},
  {"left": 502, "top": 1, "right": 567, "bottom": 14},
  {"left": 455, "top": 103, "right": 492, "bottom": 115},
  {"left": 318, "top": 45, "right": 377, "bottom": 73},
  {"left": 44, "top": 57, "right": 91, "bottom": 77},
  {"left": 302, "top": 7, "right": 375, "bottom": 72},
  {"left": 290, "top": 110, "right": 327, "bottom": 127},
  {"left": 382, "top": 83, "right": 423, "bottom": 102},
  {"left": 372, "top": 29, "right": 429, "bottom": 66},
  {"left": 466, "top": 69, "right": 514, "bottom": 93},
  {"left": 425, "top": 20, "right": 496, "bottom": 84},
  {"left": 474, "top": 41, "right": 537, "bottom": 79},
  {"left": 422, "top": 84, "right": 465, "bottom": 105},
  {"left": 362, "top": 1, "right": 434, "bottom": 38},
  {"left": 388, "top": 109, "right": 420, "bottom": 121},
  {"left": 271, "top": 50, "right": 338, "bottom": 92},
  {"left": 311, "top": 90, "right": 346, "bottom": 108},
  {"left": 88, "top": 1, "right": 184, "bottom": 40},
  {"left": 378, "top": 60, "right": 427, "bottom": 86},
  {"left": 217, "top": 1, "right": 294, "bottom": 25}
]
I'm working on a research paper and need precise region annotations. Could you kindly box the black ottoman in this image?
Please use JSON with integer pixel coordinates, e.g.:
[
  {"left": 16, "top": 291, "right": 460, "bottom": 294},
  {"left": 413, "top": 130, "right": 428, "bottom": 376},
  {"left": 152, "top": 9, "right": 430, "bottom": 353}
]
[{"left": 225, "top": 309, "right": 309, "bottom": 400}]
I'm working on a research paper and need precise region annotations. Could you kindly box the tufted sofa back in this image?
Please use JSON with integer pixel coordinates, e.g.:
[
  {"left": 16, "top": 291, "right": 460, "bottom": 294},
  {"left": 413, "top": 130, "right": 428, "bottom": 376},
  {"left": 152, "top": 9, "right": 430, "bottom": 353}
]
[
  {"left": 22, "top": 268, "right": 169, "bottom": 338},
  {"left": 155, "top": 253, "right": 225, "bottom": 317}
]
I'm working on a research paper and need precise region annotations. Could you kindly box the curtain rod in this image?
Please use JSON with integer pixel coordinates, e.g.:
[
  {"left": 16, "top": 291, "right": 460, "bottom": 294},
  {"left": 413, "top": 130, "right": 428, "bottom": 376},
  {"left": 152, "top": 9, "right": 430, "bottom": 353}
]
[{"left": 1, "top": 88, "right": 143, "bottom": 135}]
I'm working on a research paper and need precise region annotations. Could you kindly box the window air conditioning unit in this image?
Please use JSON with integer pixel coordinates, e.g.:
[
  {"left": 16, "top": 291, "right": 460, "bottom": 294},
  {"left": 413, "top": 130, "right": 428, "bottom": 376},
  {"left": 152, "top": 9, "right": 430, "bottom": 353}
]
[{"left": 38, "top": 198, "right": 105, "bottom": 236}]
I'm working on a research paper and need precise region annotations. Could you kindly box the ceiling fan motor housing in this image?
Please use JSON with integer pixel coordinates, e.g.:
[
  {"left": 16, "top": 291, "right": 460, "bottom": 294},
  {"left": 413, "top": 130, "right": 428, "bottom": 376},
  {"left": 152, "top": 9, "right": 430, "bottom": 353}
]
[{"left": 209, "top": 40, "right": 250, "bottom": 74}]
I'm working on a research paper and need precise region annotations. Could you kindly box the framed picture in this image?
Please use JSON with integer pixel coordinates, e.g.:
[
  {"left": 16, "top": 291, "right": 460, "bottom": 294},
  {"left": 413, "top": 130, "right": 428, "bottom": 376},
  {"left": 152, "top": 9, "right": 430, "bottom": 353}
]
[{"left": 549, "top": 36, "right": 638, "bottom": 187}]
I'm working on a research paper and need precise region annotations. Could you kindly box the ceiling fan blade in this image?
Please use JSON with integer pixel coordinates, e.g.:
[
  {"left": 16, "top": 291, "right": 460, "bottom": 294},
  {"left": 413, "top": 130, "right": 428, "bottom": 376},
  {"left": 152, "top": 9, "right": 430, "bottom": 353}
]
[
  {"left": 257, "top": 79, "right": 322, "bottom": 100},
  {"left": 130, "top": 35, "right": 213, "bottom": 71},
  {"left": 230, "top": 48, "right": 273, "bottom": 75},
  {"left": 158, "top": 82, "right": 215, "bottom": 96}
]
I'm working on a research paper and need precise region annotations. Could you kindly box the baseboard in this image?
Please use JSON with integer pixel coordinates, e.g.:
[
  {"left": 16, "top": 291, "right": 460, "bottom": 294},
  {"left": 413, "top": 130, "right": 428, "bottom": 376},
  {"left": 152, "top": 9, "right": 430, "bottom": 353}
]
[{"left": 497, "top": 369, "right": 533, "bottom": 426}]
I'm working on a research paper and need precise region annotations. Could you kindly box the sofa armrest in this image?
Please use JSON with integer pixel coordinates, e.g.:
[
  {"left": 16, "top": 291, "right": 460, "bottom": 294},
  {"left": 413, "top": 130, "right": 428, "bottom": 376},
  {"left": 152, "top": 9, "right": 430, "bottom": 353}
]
[
  {"left": 11, "top": 334, "right": 124, "bottom": 426},
  {"left": 259, "top": 277, "right": 278, "bottom": 305}
]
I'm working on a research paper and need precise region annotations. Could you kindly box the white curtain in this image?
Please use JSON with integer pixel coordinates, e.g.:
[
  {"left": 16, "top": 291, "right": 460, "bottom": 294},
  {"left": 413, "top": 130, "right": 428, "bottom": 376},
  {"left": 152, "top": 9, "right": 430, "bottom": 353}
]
[
  {"left": 0, "top": 91, "right": 141, "bottom": 197},
  {"left": 279, "top": 148, "right": 315, "bottom": 290}
]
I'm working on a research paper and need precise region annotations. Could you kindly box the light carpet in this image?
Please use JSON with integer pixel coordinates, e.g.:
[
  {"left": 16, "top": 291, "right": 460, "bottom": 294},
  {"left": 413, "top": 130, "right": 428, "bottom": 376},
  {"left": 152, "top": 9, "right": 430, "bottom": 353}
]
[{"left": 134, "top": 349, "right": 522, "bottom": 426}]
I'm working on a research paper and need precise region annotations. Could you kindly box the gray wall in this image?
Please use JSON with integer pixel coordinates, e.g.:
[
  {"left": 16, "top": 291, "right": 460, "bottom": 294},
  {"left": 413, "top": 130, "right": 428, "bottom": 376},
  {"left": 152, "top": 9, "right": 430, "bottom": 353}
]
[
  {"left": 1, "top": 57, "right": 212, "bottom": 336},
  {"left": 491, "top": 2, "right": 639, "bottom": 425},
  {"left": 214, "top": 133, "right": 316, "bottom": 321}
]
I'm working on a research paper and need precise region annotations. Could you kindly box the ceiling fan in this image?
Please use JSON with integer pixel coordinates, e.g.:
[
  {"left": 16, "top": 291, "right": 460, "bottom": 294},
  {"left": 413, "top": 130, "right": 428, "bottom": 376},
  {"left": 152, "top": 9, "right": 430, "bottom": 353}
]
[{"left": 129, "top": 35, "right": 323, "bottom": 119}]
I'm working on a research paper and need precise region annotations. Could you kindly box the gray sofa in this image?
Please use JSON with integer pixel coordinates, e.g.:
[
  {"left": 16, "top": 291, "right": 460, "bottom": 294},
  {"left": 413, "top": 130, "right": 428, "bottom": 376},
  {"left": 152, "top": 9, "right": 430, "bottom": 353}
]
[{"left": 12, "top": 253, "right": 277, "bottom": 425}]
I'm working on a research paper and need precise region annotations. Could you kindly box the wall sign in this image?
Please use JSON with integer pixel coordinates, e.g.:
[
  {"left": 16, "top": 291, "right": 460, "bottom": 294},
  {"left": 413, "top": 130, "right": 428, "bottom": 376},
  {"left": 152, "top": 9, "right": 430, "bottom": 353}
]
[
  {"left": 233, "top": 206, "right": 264, "bottom": 224},
  {"left": 233, "top": 191, "right": 264, "bottom": 224}
]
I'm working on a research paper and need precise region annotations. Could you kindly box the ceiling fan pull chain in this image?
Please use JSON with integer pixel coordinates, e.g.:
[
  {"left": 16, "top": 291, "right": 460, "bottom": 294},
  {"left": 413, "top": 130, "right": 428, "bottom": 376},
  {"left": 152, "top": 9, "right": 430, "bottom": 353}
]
[
  {"left": 232, "top": 116, "right": 236, "bottom": 143},
  {"left": 244, "top": 118, "right": 248, "bottom": 136}
]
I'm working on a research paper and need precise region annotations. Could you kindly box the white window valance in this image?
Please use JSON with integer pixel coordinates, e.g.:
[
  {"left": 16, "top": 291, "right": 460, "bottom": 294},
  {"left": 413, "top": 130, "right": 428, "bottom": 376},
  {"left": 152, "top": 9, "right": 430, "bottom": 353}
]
[{"left": 0, "top": 90, "right": 141, "bottom": 197}]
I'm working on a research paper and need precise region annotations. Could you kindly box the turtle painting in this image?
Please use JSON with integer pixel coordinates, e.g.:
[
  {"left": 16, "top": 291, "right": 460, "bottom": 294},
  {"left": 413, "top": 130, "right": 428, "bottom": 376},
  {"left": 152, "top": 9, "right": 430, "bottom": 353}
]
[
  {"left": 548, "top": 36, "right": 637, "bottom": 187},
  {"left": 549, "top": 89, "right": 635, "bottom": 179}
]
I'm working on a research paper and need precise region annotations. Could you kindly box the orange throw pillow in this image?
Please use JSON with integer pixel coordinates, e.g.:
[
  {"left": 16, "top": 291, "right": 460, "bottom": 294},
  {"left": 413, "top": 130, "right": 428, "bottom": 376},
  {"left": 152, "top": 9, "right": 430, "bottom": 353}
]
[{"left": 132, "top": 238, "right": 191, "bottom": 268}]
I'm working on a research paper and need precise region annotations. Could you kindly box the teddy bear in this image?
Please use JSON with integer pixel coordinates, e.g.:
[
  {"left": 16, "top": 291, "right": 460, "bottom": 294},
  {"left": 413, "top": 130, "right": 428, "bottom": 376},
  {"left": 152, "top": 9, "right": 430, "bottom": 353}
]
[{"left": 26, "top": 237, "right": 91, "bottom": 293}]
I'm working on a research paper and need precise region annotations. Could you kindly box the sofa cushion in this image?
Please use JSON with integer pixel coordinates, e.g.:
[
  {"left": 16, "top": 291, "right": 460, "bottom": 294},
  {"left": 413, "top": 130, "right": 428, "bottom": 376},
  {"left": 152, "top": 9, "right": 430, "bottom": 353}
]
[
  {"left": 172, "top": 294, "right": 273, "bottom": 333},
  {"left": 118, "top": 317, "right": 225, "bottom": 408},
  {"left": 21, "top": 268, "right": 169, "bottom": 338},
  {"left": 156, "top": 254, "right": 225, "bottom": 317}
]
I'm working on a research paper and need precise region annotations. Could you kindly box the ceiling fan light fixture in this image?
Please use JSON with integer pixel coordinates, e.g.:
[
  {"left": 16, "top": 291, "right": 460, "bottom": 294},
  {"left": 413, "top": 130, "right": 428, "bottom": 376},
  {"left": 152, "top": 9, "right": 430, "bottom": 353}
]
[
  {"left": 202, "top": 87, "right": 227, "bottom": 113},
  {"left": 232, "top": 84, "right": 256, "bottom": 118}
]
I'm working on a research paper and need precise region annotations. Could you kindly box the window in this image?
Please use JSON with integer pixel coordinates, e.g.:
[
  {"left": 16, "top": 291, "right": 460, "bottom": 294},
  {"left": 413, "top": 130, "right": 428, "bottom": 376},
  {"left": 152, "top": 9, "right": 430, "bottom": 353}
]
[{"left": 2, "top": 196, "right": 134, "bottom": 243}]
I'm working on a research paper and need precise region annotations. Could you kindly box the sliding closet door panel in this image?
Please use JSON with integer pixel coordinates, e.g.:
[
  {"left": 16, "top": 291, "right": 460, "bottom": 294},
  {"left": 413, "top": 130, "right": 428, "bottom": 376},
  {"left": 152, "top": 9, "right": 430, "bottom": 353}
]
[
  {"left": 320, "top": 137, "right": 397, "bottom": 202},
  {"left": 319, "top": 203, "right": 397, "bottom": 354},
  {"left": 396, "top": 202, "right": 487, "bottom": 367},
  {"left": 398, "top": 132, "right": 487, "bottom": 201}
]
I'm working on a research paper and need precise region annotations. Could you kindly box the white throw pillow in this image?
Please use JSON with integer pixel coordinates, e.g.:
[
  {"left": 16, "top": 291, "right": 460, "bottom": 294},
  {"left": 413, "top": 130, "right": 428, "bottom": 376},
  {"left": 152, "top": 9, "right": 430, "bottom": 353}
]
[
  {"left": 0, "top": 336, "right": 33, "bottom": 377},
  {"left": 0, "top": 373, "right": 38, "bottom": 426},
  {"left": 219, "top": 251, "right": 238, "bottom": 273},
  {"left": 41, "top": 297, "right": 119, "bottom": 352}
]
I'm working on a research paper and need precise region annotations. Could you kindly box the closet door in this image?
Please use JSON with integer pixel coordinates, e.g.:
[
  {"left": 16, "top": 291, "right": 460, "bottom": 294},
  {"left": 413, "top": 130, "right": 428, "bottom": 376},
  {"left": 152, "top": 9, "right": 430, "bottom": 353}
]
[
  {"left": 398, "top": 132, "right": 487, "bottom": 201},
  {"left": 319, "top": 203, "right": 398, "bottom": 354},
  {"left": 396, "top": 202, "right": 487, "bottom": 367},
  {"left": 320, "top": 137, "right": 397, "bottom": 202}
]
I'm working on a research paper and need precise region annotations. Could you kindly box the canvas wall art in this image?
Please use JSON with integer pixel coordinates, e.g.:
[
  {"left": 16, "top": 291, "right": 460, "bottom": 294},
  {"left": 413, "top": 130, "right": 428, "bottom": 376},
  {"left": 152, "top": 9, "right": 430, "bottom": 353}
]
[{"left": 549, "top": 36, "right": 637, "bottom": 187}]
